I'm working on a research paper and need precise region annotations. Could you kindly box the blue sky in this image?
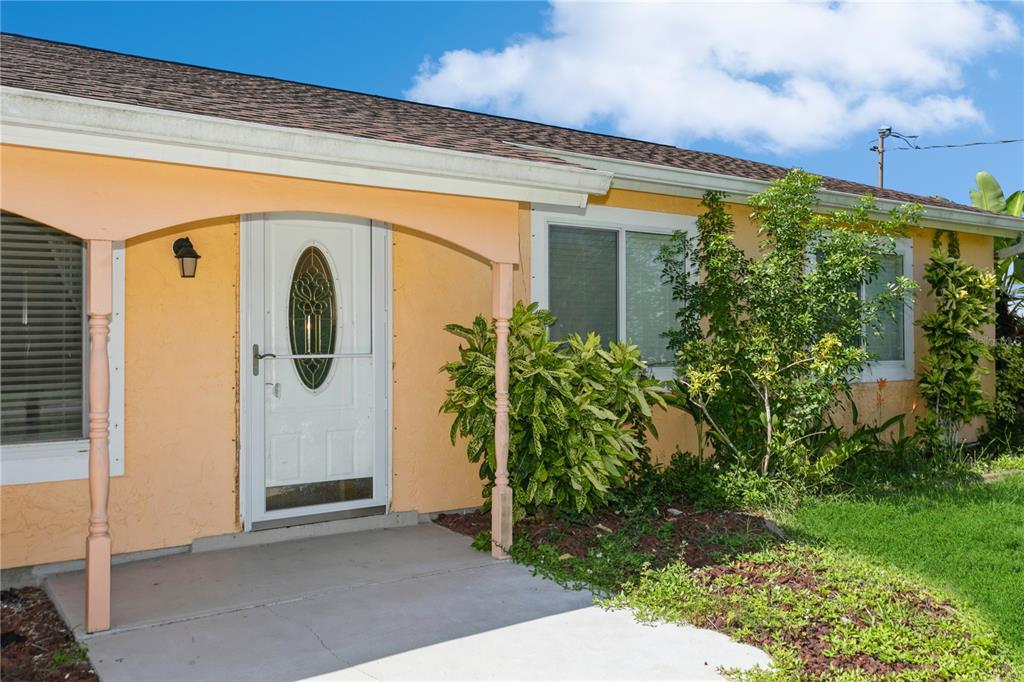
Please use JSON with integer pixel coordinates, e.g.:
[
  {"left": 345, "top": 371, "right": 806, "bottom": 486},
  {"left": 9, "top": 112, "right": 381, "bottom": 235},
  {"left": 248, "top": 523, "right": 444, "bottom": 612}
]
[{"left": 3, "top": 1, "right": 1021, "bottom": 205}]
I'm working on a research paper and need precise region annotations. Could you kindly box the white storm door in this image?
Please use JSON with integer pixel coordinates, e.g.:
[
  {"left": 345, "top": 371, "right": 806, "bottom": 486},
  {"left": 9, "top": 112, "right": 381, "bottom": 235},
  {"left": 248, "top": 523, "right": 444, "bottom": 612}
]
[{"left": 248, "top": 213, "right": 388, "bottom": 526}]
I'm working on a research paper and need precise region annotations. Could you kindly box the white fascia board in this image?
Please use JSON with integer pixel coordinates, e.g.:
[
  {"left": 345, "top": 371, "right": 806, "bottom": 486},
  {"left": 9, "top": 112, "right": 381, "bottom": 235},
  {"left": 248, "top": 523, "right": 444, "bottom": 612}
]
[
  {"left": 512, "top": 143, "right": 1024, "bottom": 238},
  {"left": 0, "top": 87, "right": 612, "bottom": 208}
]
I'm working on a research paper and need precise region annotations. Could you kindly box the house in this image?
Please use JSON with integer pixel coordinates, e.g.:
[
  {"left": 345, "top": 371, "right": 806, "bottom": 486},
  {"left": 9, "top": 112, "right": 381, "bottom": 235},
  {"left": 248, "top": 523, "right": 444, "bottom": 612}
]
[{"left": 2, "top": 34, "right": 1021, "bottom": 633}]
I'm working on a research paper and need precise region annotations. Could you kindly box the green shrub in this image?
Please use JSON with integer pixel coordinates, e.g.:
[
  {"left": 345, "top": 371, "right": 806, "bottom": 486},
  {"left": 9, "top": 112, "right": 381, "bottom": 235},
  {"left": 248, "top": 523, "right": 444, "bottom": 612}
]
[
  {"left": 656, "top": 452, "right": 804, "bottom": 511},
  {"left": 917, "top": 231, "right": 998, "bottom": 456},
  {"left": 441, "top": 301, "right": 665, "bottom": 518},
  {"left": 658, "top": 170, "right": 919, "bottom": 481},
  {"left": 984, "top": 339, "right": 1024, "bottom": 451}
]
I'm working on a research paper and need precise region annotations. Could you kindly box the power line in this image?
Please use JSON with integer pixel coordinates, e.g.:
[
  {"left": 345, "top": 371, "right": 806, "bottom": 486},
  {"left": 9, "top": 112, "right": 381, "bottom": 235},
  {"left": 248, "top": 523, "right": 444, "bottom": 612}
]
[
  {"left": 889, "top": 137, "right": 1024, "bottom": 151},
  {"left": 866, "top": 131, "right": 1024, "bottom": 151},
  {"left": 868, "top": 126, "right": 1023, "bottom": 189}
]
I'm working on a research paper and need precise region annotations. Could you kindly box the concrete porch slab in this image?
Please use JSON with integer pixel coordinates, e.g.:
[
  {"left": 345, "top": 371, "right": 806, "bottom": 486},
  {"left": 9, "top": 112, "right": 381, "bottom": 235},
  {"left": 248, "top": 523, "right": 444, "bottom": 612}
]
[
  {"left": 47, "top": 523, "right": 770, "bottom": 681},
  {"left": 48, "top": 524, "right": 494, "bottom": 637}
]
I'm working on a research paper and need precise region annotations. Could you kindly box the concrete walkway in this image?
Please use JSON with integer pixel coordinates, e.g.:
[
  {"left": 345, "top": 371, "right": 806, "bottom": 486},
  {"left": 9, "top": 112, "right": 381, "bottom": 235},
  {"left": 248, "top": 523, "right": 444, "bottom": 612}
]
[{"left": 47, "top": 524, "right": 770, "bottom": 681}]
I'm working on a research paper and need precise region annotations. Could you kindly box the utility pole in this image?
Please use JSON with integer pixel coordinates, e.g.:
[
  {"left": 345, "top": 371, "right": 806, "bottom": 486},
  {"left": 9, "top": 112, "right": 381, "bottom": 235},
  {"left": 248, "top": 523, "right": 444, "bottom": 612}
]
[{"left": 870, "top": 126, "right": 892, "bottom": 189}]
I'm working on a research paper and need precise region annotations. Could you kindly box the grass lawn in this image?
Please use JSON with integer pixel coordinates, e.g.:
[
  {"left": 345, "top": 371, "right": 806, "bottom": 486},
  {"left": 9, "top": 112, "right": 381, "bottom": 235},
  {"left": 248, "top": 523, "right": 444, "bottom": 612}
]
[
  {"left": 440, "top": 477, "right": 1020, "bottom": 680},
  {"left": 783, "top": 473, "right": 1024, "bottom": 664}
]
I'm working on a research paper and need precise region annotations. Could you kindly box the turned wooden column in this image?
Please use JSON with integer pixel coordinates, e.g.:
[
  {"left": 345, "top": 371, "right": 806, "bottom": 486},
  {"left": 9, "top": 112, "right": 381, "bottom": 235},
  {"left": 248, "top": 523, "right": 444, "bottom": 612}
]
[
  {"left": 490, "top": 262, "right": 514, "bottom": 559},
  {"left": 85, "top": 240, "right": 112, "bottom": 633}
]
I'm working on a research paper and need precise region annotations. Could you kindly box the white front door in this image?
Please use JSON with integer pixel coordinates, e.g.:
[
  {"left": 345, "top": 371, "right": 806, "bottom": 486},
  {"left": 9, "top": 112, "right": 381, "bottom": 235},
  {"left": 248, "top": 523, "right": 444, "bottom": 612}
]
[{"left": 243, "top": 213, "right": 389, "bottom": 528}]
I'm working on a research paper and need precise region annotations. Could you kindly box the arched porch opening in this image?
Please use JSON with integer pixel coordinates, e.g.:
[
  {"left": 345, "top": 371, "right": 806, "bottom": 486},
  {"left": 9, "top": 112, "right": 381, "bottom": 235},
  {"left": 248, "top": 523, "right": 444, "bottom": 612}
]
[{"left": 1, "top": 144, "right": 518, "bottom": 632}]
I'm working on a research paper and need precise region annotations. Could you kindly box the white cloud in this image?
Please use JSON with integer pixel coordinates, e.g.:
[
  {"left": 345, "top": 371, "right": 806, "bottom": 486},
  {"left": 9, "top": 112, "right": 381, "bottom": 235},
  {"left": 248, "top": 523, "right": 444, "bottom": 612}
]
[{"left": 406, "top": 1, "right": 1019, "bottom": 153}]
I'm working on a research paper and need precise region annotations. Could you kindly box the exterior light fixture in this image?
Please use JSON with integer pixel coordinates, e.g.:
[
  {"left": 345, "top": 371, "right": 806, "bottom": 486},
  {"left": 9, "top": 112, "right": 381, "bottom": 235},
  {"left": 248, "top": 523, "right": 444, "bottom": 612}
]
[{"left": 172, "top": 237, "right": 201, "bottom": 278}]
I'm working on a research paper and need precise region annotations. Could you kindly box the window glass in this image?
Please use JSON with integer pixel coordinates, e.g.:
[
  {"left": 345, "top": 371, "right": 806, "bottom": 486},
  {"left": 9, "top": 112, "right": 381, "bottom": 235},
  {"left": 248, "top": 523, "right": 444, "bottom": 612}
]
[
  {"left": 865, "top": 254, "right": 904, "bottom": 362},
  {"left": 626, "top": 232, "right": 678, "bottom": 365},
  {"left": 548, "top": 225, "right": 618, "bottom": 344},
  {"left": 288, "top": 246, "right": 337, "bottom": 390},
  {"left": 1, "top": 211, "right": 87, "bottom": 445}
]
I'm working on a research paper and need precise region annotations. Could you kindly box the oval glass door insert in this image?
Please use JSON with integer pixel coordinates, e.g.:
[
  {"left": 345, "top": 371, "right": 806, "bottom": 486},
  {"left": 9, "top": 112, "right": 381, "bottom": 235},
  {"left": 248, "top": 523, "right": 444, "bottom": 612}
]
[{"left": 288, "top": 246, "right": 337, "bottom": 390}]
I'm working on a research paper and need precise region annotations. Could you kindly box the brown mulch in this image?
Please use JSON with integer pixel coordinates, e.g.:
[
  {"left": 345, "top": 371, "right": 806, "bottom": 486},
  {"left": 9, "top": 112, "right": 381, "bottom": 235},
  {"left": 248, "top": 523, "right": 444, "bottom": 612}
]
[
  {"left": 1, "top": 587, "right": 96, "bottom": 681},
  {"left": 691, "top": 547, "right": 958, "bottom": 678},
  {"left": 436, "top": 509, "right": 980, "bottom": 679},
  {"left": 437, "top": 503, "right": 776, "bottom": 569}
]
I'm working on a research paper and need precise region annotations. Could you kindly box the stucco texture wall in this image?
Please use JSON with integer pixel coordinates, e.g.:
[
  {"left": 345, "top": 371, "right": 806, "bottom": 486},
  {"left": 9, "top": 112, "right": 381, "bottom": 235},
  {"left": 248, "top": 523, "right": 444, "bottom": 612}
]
[
  {"left": 1, "top": 187, "right": 996, "bottom": 567},
  {"left": 1, "top": 217, "right": 240, "bottom": 568},
  {"left": 594, "top": 189, "right": 996, "bottom": 453},
  {"left": 389, "top": 205, "right": 532, "bottom": 513},
  {"left": 390, "top": 190, "right": 996, "bottom": 510}
]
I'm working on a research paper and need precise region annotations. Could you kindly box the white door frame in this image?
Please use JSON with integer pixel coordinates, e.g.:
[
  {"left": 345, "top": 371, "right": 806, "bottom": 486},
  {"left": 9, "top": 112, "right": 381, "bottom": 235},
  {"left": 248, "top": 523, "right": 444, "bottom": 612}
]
[{"left": 239, "top": 213, "right": 392, "bottom": 531}]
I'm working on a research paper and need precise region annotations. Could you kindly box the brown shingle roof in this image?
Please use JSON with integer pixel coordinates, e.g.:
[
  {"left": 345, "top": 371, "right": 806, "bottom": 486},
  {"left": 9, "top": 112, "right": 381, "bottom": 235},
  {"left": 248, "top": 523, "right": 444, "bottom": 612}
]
[{"left": 0, "top": 33, "right": 985, "bottom": 213}]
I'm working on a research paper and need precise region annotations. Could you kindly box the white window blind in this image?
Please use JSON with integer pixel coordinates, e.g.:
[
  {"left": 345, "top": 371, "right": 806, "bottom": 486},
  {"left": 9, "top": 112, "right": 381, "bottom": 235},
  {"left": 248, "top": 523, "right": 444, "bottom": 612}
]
[
  {"left": 547, "top": 224, "right": 677, "bottom": 365},
  {"left": 1, "top": 211, "right": 87, "bottom": 445},
  {"left": 864, "top": 254, "right": 905, "bottom": 362},
  {"left": 625, "top": 232, "right": 678, "bottom": 366},
  {"left": 549, "top": 225, "right": 618, "bottom": 344}
]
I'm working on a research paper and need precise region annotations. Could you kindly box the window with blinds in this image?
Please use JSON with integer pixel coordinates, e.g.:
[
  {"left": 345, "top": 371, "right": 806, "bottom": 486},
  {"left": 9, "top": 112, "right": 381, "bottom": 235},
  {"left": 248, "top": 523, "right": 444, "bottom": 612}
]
[
  {"left": 547, "top": 224, "right": 678, "bottom": 365},
  {"left": 548, "top": 225, "right": 618, "bottom": 344},
  {"left": 1, "top": 211, "right": 88, "bottom": 445},
  {"left": 864, "top": 254, "right": 905, "bottom": 362}
]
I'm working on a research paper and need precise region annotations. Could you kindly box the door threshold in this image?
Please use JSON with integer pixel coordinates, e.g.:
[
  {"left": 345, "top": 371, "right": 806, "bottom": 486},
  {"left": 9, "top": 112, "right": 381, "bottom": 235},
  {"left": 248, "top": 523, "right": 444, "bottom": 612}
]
[
  {"left": 252, "top": 505, "right": 387, "bottom": 532},
  {"left": 192, "top": 508, "right": 416, "bottom": 554}
]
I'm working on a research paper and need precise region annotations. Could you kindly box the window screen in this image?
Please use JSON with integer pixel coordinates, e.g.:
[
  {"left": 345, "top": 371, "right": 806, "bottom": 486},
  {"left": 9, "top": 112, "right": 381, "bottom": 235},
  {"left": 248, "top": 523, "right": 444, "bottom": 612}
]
[
  {"left": 548, "top": 225, "right": 618, "bottom": 344},
  {"left": 1, "top": 211, "right": 87, "bottom": 445},
  {"left": 625, "top": 232, "right": 677, "bottom": 365},
  {"left": 865, "top": 254, "right": 905, "bottom": 362}
]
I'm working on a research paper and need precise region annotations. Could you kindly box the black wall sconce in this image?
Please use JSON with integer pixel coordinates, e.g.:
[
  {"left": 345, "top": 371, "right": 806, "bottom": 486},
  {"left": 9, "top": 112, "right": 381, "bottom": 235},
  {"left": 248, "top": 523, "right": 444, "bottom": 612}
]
[{"left": 172, "top": 237, "right": 201, "bottom": 278}]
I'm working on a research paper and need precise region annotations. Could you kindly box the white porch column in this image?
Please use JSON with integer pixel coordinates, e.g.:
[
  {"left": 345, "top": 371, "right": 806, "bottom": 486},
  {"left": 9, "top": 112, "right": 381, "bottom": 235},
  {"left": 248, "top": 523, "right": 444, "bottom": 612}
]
[
  {"left": 85, "top": 240, "right": 112, "bottom": 633},
  {"left": 490, "top": 262, "right": 514, "bottom": 559}
]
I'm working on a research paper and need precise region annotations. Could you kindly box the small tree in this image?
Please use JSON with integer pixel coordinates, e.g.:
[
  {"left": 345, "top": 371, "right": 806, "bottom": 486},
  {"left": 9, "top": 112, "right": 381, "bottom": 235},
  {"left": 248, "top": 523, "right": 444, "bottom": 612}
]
[
  {"left": 660, "top": 169, "right": 919, "bottom": 478},
  {"left": 968, "top": 171, "right": 1023, "bottom": 341},
  {"left": 917, "top": 231, "right": 998, "bottom": 455}
]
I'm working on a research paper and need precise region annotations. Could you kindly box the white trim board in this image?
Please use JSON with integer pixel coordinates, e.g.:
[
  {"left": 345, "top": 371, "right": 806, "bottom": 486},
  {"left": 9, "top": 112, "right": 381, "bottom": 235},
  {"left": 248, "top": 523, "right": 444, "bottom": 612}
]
[
  {"left": 1, "top": 242, "right": 126, "bottom": 485},
  {"left": 1, "top": 87, "right": 611, "bottom": 209},
  {"left": 513, "top": 144, "right": 1024, "bottom": 239}
]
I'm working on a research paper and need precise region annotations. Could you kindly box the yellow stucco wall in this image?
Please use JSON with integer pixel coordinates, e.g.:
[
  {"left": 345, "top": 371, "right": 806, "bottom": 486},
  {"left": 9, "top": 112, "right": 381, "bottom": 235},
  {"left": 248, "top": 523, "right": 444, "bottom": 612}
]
[
  {"left": 1, "top": 217, "right": 241, "bottom": 568},
  {"left": 0, "top": 185, "right": 997, "bottom": 569},
  {"left": 389, "top": 205, "right": 533, "bottom": 513},
  {"left": 595, "top": 189, "right": 996, "bottom": 453}
]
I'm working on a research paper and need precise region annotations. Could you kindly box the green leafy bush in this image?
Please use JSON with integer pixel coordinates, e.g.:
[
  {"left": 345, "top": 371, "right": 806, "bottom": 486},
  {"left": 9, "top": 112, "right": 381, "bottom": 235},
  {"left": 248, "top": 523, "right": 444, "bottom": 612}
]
[
  {"left": 659, "top": 169, "right": 919, "bottom": 480},
  {"left": 984, "top": 339, "right": 1024, "bottom": 451},
  {"left": 441, "top": 301, "right": 665, "bottom": 518},
  {"left": 917, "top": 231, "right": 998, "bottom": 455},
  {"left": 968, "top": 170, "right": 1023, "bottom": 341},
  {"left": 655, "top": 452, "right": 804, "bottom": 511}
]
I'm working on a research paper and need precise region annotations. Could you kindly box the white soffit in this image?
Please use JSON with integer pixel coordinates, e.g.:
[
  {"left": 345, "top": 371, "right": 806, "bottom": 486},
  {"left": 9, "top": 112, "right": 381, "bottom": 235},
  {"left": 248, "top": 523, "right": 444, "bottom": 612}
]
[{"left": 0, "top": 87, "right": 612, "bottom": 208}]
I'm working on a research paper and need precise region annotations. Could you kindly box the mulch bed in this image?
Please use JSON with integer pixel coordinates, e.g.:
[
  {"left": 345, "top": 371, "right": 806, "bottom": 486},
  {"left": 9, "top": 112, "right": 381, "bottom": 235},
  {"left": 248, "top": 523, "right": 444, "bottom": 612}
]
[
  {"left": 1, "top": 587, "right": 96, "bottom": 681},
  {"left": 436, "top": 503, "right": 777, "bottom": 568},
  {"left": 692, "top": 547, "right": 966, "bottom": 679},
  {"left": 437, "top": 508, "right": 997, "bottom": 679}
]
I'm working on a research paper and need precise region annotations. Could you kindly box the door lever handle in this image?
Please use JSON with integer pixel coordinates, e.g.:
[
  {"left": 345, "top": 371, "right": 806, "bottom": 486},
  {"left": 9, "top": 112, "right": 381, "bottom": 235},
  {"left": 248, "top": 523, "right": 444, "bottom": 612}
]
[{"left": 252, "top": 344, "right": 278, "bottom": 376}]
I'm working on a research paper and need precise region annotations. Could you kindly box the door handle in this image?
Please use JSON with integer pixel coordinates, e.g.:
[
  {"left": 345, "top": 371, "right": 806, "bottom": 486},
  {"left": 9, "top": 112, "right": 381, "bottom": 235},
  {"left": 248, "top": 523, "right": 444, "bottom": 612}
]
[{"left": 252, "top": 344, "right": 277, "bottom": 376}]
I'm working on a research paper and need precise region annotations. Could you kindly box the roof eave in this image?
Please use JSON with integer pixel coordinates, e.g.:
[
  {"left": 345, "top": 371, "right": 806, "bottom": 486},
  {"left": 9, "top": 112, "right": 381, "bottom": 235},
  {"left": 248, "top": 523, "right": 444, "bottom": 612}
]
[
  {"left": 510, "top": 143, "right": 1024, "bottom": 239},
  {"left": 0, "top": 87, "right": 613, "bottom": 209}
]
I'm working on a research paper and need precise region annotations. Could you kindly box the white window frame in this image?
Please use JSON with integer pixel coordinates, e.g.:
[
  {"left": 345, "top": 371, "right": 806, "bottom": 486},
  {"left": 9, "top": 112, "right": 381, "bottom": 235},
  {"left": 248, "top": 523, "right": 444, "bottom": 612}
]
[
  {"left": 1, "top": 242, "right": 126, "bottom": 485},
  {"left": 531, "top": 204, "right": 697, "bottom": 381},
  {"left": 857, "top": 237, "right": 915, "bottom": 383}
]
